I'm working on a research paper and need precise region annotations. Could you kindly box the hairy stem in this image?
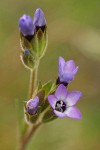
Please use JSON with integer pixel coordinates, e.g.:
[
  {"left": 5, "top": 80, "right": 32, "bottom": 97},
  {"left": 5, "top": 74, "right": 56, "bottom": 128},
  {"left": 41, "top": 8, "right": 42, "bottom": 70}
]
[
  {"left": 28, "top": 66, "right": 38, "bottom": 99},
  {"left": 19, "top": 122, "right": 42, "bottom": 150},
  {"left": 18, "top": 62, "right": 40, "bottom": 150}
]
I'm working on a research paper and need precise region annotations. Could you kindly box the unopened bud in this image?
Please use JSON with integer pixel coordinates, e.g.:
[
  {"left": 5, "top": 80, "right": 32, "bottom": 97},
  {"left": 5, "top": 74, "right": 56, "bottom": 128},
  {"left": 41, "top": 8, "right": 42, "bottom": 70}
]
[
  {"left": 19, "top": 15, "right": 35, "bottom": 36},
  {"left": 26, "top": 96, "right": 39, "bottom": 115},
  {"left": 33, "top": 8, "right": 48, "bottom": 58}
]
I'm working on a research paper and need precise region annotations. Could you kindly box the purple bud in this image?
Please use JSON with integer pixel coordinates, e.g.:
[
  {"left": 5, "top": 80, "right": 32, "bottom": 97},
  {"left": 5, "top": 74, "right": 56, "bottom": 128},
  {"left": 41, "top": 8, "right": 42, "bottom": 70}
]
[
  {"left": 24, "top": 49, "right": 30, "bottom": 55},
  {"left": 26, "top": 96, "right": 39, "bottom": 115},
  {"left": 33, "top": 8, "right": 46, "bottom": 27},
  {"left": 58, "top": 57, "right": 79, "bottom": 84},
  {"left": 19, "top": 14, "right": 35, "bottom": 36}
]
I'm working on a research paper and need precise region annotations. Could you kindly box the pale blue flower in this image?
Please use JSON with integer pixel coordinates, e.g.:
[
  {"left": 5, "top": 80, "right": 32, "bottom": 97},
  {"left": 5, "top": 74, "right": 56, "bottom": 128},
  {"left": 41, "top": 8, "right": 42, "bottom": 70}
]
[{"left": 48, "top": 84, "right": 82, "bottom": 119}]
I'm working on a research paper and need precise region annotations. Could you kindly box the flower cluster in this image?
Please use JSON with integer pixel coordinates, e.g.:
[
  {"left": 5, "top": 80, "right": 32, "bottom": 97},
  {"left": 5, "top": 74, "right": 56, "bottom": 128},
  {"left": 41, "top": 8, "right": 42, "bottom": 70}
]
[
  {"left": 19, "top": 8, "right": 46, "bottom": 36},
  {"left": 18, "top": 8, "right": 82, "bottom": 124},
  {"left": 47, "top": 57, "right": 82, "bottom": 119},
  {"left": 19, "top": 8, "right": 47, "bottom": 70},
  {"left": 26, "top": 56, "right": 82, "bottom": 121}
]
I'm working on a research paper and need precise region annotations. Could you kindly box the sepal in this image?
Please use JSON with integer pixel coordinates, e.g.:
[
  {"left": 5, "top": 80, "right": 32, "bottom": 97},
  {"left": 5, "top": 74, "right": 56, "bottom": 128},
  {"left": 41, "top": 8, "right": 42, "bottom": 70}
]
[
  {"left": 20, "top": 32, "right": 33, "bottom": 50},
  {"left": 20, "top": 50, "right": 35, "bottom": 69},
  {"left": 42, "top": 108, "right": 57, "bottom": 123},
  {"left": 35, "top": 26, "right": 48, "bottom": 58},
  {"left": 25, "top": 111, "right": 39, "bottom": 124}
]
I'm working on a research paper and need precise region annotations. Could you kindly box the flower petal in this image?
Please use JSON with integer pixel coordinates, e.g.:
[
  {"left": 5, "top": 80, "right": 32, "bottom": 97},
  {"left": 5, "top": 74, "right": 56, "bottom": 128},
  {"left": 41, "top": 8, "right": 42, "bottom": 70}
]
[
  {"left": 60, "top": 73, "right": 74, "bottom": 83},
  {"left": 54, "top": 110, "right": 66, "bottom": 118},
  {"left": 55, "top": 84, "right": 68, "bottom": 100},
  {"left": 19, "top": 15, "right": 34, "bottom": 36},
  {"left": 48, "top": 95, "right": 57, "bottom": 109},
  {"left": 33, "top": 96, "right": 39, "bottom": 104},
  {"left": 65, "top": 106, "right": 82, "bottom": 119},
  {"left": 26, "top": 96, "right": 39, "bottom": 115},
  {"left": 33, "top": 8, "right": 46, "bottom": 26},
  {"left": 58, "top": 57, "right": 65, "bottom": 76},
  {"left": 66, "top": 91, "right": 82, "bottom": 106},
  {"left": 73, "top": 66, "right": 79, "bottom": 75},
  {"left": 64, "top": 60, "right": 76, "bottom": 72}
]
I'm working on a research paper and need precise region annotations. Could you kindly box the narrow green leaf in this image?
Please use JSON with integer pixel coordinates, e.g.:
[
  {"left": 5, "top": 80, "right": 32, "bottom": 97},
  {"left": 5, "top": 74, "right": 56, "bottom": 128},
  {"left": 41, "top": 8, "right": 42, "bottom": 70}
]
[{"left": 43, "top": 81, "right": 53, "bottom": 97}]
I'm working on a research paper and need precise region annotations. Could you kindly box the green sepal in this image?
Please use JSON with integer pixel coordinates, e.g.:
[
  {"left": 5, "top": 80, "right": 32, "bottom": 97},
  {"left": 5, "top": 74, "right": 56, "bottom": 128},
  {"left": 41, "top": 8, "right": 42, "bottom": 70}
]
[
  {"left": 20, "top": 33, "right": 33, "bottom": 50},
  {"left": 35, "top": 27, "right": 48, "bottom": 58},
  {"left": 29, "top": 26, "right": 48, "bottom": 59},
  {"left": 42, "top": 108, "right": 57, "bottom": 123},
  {"left": 20, "top": 51, "right": 35, "bottom": 69},
  {"left": 36, "top": 89, "right": 45, "bottom": 105},
  {"left": 25, "top": 112, "right": 39, "bottom": 124},
  {"left": 36, "top": 90, "right": 47, "bottom": 113}
]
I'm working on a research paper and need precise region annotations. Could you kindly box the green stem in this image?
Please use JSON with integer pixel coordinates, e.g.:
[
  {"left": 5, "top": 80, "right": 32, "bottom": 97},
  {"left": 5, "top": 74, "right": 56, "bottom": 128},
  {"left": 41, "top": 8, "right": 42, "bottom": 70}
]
[
  {"left": 18, "top": 62, "right": 40, "bottom": 150},
  {"left": 19, "top": 122, "right": 42, "bottom": 150},
  {"left": 28, "top": 62, "right": 39, "bottom": 99},
  {"left": 19, "top": 106, "right": 50, "bottom": 150}
]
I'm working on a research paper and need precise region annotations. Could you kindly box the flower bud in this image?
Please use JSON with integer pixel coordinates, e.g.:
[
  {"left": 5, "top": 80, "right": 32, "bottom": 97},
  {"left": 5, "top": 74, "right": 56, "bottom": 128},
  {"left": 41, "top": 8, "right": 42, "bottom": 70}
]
[
  {"left": 26, "top": 96, "right": 39, "bottom": 115},
  {"left": 33, "top": 8, "right": 46, "bottom": 27},
  {"left": 19, "top": 15, "right": 35, "bottom": 54},
  {"left": 57, "top": 57, "right": 79, "bottom": 85},
  {"left": 33, "top": 8, "right": 48, "bottom": 58},
  {"left": 18, "top": 14, "right": 35, "bottom": 36},
  {"left": 19, "top": 8, "right": 48, "bottom": 70}
]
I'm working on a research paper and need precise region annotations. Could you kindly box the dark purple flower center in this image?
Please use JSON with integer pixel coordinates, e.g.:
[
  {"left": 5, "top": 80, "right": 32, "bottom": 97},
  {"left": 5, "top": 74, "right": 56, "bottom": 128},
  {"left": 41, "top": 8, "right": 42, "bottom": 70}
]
[
  {"left": 56, "top": 77, "right": 68, "bottom": 87},
  {"left": 36, "top": 25, "right": 46, "bottom": 32},
  {"left": 55, "top": 100, "right": 66, "bottom": 112}
]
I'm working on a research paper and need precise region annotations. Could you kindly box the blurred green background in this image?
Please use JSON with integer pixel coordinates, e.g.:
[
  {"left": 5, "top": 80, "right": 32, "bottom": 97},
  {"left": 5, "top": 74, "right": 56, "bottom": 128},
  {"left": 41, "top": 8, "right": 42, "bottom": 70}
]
[{"left": 0, "top": 0, "right": 100, "bottom": 150}]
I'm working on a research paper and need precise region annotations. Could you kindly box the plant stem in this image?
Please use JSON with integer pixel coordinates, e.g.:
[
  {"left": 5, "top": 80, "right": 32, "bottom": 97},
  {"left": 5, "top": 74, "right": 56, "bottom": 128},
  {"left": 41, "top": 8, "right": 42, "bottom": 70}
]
[
  {"left": 18, "top": 62, "right": 40, "bottom": 150},
  {"left": 19, "top": 122, "right": 42, "bottom": 150},
  {"left": 28, "top": 63, "right": 39, "bottom": 99}
]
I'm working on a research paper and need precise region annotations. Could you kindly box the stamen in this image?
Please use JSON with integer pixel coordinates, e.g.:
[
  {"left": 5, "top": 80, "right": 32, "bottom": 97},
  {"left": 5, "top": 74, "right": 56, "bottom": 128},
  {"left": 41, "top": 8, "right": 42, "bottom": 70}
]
[{"left": 55, "top": 100, "right": 66, "bottom": 112}]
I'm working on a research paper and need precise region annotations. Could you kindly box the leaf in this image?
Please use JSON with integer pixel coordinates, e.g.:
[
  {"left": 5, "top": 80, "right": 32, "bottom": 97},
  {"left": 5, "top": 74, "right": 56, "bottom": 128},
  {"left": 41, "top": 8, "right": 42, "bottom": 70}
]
[{"left": 43, "top": 81, "right": 53, "bottom": 97}]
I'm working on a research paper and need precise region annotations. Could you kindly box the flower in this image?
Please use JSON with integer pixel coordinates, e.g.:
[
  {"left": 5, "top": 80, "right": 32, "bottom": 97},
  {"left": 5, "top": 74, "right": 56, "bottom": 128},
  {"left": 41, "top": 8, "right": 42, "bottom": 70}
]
[
  {"left": 26, "top": 96, "right": 39, "bottom": 115},
  {"left": 58, "top": 57, "right": 79, "bottom": 84},
  {"left": 33, "top": 8, "right": 46, "bottom": 27},
  {"left": 18, "top": 14, "right": 34, "bottom": 36},
  {"left": 48, "top": 84, "right": 82, "bottom": 119}
]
